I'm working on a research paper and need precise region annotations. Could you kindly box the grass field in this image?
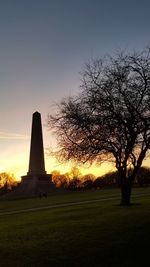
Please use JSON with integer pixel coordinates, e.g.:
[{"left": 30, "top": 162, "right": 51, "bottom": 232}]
[{"left": 0, "top": 187, "right": 150, "bottom": 266}]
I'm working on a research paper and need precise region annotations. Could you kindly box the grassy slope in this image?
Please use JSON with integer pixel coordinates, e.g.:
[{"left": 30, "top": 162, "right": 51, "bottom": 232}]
[{"left": 0, "top": 188, "right": 150, "bottom": 266}]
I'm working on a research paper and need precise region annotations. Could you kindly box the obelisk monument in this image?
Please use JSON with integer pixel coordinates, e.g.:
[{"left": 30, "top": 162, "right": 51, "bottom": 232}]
[
  {"left": 21, "top": 111, "right": 53, "bottom": 196},
  {"left": 28, "top": 111, "right": 46, "bottom": 176}
]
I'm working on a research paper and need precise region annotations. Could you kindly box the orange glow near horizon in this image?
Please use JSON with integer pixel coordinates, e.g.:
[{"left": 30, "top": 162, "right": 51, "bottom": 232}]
[
  {"left": 46, "top": 157, "right": 115, "bottom": 178},
  {"left": 0, "top": 130, "right": 115, "bottom": 181},
  {"left": 0, "top": 145, "right": 150, "bottom": 182},
  {"left": 0, "top": 152, "right": 115, "bottom": 182},
  {"left": 3, "top": 155, "right": 150, "bottom": 182},
  {"left": 0, "top": 135, "right": 149, "bottom": 182}
]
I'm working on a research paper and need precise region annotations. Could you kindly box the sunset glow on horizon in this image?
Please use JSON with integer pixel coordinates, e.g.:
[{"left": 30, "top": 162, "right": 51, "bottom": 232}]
[
  {"left": 1, "top": 132, "right": 150, "bottom": 182},
  {"left": 0, "top": 113, "right": 115, "bottom": 181},
  {"left": 0, "top": 140, "right": 115, "bottom": 181}
]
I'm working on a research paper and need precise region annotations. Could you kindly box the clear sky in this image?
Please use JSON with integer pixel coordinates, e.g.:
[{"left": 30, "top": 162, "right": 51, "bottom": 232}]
[{"left": 0, "top": 0, "right": 150, "bottom": 179}]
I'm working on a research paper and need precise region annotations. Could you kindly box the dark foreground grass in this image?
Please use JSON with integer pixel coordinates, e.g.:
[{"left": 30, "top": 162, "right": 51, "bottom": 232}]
[{"left": 0, "top": 188, "right": 150, "bottom": 266}]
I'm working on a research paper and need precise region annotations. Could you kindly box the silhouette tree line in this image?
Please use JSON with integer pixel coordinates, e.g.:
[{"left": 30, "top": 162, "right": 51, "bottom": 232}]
[
  {"left": 0, "top": 166, "right": 150, "bottom": 195},
  {"left": 51, "top": 167, "right": 150, "bottom": 191}
]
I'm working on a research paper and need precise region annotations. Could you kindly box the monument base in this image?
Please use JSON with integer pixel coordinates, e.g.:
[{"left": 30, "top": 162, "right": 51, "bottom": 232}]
[
  {"left": 3, "top": 174, "right": 55, "bottom": 198},
  {"left": 20, "top": 174, "right": 54, "bottom": 196}
]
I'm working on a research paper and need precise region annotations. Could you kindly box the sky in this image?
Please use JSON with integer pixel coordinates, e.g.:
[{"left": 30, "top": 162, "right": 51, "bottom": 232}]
[{"left": 0, "top": 0, "right": 150, "bottom": 180}]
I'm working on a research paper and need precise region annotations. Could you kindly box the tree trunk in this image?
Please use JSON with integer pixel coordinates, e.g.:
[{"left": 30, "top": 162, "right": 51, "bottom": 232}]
[{"left": 120, "top": 174, "right": 132, "bottom": 206}]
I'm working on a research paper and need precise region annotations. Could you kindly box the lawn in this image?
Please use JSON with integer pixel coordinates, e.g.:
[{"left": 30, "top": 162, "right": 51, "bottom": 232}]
[{"left": 0, "top": 187, "right": 150, "bottom": 266}]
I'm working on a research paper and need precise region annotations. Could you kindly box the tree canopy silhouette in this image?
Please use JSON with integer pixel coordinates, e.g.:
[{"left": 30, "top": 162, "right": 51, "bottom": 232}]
[
  {"left": 48, "top": 48, "right": 150, "bottom": 205},
  {"left": 0, "top": 172, "right": 17, "bottom": 194}
]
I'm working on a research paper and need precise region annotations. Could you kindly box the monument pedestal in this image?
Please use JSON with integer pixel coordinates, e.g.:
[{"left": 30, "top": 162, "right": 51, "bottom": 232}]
[{"left": 20, "top": 174, "right": 54, "bottom": 196}]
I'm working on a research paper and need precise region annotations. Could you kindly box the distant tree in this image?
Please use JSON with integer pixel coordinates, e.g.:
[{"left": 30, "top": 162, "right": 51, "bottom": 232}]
[
  {"left": 67, "top": 177, "right": 81, "bottom": 190},
  {"left": 51, "top": 170, "right": 69, "bottom": 188},
  {"left": 101, "top": 171, "right": 119, "bottom": 187},
  {"left": 82, "top": 173, "right": 96, "bottom": 182},
  {"left": 48, "top": 48, "right": 150, "bottom": 205},
  {"left": 93, "top": 177, "right": 107, "bottom": 189},
  {"left": 0, "top": 172, "right": 17, "bottom": 194},
  {"left": 82, "top": 179, "right": 94, "bottom": 190},
  {"left": 66, "top": 167, "right": 82, "bottom": 190},
  {"left": 51, "top": 170, "right": 61, "bottom": 188},
  {"left": 81, "top": 173, "right": 95, "bottom": 189},
  {"left": 70, "top": 167, "right": 82, "bottom": 180},
  {"left": 52, "top": 168, "right": 82, "bottom": 190}
]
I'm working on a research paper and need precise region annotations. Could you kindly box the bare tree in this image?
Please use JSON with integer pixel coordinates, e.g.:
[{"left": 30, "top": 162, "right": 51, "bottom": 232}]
[{"left": 48, "top": 48, "right": 150, "bottom": 205}]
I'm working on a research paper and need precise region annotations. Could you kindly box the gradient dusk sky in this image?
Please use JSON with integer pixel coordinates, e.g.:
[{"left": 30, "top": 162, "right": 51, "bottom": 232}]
[{"left": 0, "top": 0, "right": 150, "bottom": 179}]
